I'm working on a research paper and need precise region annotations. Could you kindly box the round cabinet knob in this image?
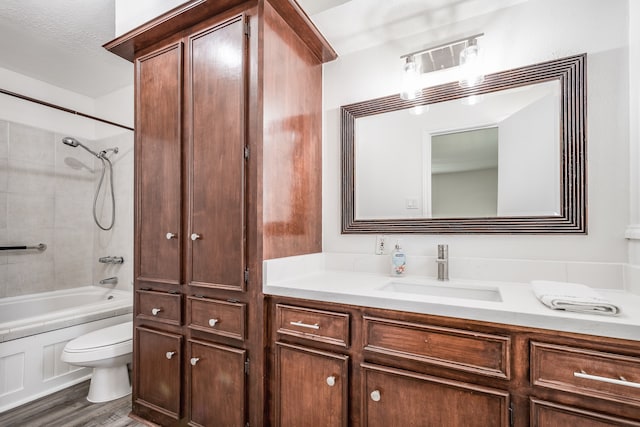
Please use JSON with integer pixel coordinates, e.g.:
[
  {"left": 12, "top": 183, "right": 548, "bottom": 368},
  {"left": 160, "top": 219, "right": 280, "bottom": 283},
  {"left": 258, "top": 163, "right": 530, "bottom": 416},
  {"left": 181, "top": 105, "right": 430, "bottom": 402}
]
[
  {"left": 151, "top": 308, "right": 162, "bottom": 316},
  {"left": 165, "top": 232, "right": 177, "bottom": 240},
  {"left": 370, "top": 390, "right": 381, "bottom": 402},
  {"left": 326, "top": 376, "right": 336, "bottom": 387},
  {"left": 190, "top": 357, "right": 200, "bottom": 366},
  {"left": 165, "top": 351, "right": 176, "bottom": 360},
  {"left": 208, "top": 318, "right": 219, "bottom": 327},
  {"left": 190, "top": 233, "right": 201, "bottom": 241}
]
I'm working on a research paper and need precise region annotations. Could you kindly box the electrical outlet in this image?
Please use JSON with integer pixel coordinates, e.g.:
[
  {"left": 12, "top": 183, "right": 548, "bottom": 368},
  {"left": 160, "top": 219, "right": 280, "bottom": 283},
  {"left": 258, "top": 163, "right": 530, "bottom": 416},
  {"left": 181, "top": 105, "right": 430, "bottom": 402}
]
[{"left": 375, "top": 235, "right": 386, "bottom": 255}]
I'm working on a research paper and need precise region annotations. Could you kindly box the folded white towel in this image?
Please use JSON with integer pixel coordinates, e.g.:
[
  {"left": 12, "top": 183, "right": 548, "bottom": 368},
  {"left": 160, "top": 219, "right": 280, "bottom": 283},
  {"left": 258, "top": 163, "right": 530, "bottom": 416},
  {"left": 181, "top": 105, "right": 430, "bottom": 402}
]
[{"left": 531, "top": 280, "right": 620, "bottom": 316}]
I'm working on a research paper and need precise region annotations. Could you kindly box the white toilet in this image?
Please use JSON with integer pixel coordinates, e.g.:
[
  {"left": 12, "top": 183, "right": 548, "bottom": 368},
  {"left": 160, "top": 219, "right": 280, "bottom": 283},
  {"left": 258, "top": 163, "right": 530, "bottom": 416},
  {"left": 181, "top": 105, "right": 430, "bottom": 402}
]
[{"left": 61, "top": 321, "right": 133, "bottom": 403}]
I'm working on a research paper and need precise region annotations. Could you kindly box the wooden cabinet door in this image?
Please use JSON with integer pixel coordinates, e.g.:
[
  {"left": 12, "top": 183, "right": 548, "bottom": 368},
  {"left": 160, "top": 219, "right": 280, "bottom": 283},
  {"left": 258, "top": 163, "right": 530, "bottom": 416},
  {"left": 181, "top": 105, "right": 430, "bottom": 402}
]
[
  {"left": 135, "top": 42, "right": 183, "bottom": 286},
  {"left": 362, "top": 363, "right": 509, "bottom": 427},
  {"left": 135, "top": 327, "right": 182, "bottom": 419},
  {"left": 188, "top": 339, "right": 246, "bottom": 427},
  {"left": 187, "top": 15, "right": 247, "bottom": 291},
  {"left": 275, "top": 342, "right": 349, "bottom": 427}
]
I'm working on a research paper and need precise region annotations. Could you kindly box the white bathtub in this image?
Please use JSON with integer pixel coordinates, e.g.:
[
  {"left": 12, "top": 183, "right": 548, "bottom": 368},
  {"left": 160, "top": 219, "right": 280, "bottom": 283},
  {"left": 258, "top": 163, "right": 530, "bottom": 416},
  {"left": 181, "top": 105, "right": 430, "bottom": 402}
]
[{"left": 0, "top": 286, "right": 133, "bottom": 412}]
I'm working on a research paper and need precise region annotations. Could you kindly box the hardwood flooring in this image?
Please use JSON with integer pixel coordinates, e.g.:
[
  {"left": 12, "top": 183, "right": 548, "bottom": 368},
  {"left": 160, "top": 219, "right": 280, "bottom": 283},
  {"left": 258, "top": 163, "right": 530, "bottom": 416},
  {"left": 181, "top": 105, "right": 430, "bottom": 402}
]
[{"left": 0, "top": 381, "right": 145, "bottom": 427}]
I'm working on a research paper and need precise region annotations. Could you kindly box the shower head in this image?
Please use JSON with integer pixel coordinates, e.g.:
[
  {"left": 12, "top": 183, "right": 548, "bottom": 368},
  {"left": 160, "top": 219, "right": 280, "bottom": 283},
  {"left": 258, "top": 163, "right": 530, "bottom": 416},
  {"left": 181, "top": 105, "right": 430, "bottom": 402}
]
[
  {"left": 61, "top": 136, "right": 100, "bottom": 158},
  {"left": 61, "top": 136, "right": 79, "bottom": 147}
]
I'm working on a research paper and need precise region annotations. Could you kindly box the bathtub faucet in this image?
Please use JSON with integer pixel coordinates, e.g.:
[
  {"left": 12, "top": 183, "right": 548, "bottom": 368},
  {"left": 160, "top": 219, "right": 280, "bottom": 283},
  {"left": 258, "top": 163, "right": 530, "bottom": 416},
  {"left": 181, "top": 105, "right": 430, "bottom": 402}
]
[
  {"left": 99, "top": 277, "right": 118, "bottom": 285},
  {"left": 98, "top": 256, "right": 124, "bottom": 264}
]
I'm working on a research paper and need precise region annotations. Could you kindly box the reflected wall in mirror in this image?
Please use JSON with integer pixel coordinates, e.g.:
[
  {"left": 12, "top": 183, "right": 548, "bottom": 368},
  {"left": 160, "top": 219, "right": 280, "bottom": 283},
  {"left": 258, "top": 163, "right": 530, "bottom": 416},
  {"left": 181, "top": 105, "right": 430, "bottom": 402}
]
[
  {"left": 342, "top": 54, "right": 586, "bottom": 234},
  {"left": 355, "top": 81, "right": 560, "bottom": 220}
]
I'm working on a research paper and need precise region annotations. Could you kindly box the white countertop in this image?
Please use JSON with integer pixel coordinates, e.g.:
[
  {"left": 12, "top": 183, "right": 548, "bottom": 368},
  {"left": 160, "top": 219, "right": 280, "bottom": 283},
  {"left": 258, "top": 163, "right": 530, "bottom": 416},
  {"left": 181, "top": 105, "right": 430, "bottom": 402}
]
[{"left": 263, "top": 253, "right": 640, "bottom": 342}]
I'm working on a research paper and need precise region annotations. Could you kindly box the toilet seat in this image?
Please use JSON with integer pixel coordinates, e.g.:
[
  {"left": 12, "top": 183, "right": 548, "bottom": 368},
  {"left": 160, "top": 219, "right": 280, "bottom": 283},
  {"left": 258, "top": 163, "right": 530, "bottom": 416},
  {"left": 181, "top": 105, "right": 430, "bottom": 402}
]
[{"left": 62, "top": 321, "right": 133, "bottom": 363}]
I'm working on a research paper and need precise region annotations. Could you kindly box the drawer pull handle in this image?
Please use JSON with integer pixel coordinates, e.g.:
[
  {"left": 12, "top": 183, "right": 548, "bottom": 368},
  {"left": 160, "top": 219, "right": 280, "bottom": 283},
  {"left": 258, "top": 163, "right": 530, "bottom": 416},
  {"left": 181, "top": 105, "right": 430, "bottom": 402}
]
[
  {"left": 209, "top": 318, "right": 219, "bottom": 327},
  {"left": 191, "top": 233, "right": 201, "bottom": 241},
  {"left": 370, "top": 390, "right": 381, "bottom": 402},
  {"left": 165, "top": 232, "right": 177, "bottom": 240},
  {"left": 166, "top": 351, "right": 176, "bottom": 360},
  {"left": 574, "top": 370, "right": 640, "bottom": 389},
  {"left": 326, "top": 376, "right": 336, "bottom": 387},
  {"left": 290, "top": 321, "right": 320, "bottom": 330},
  {"left": 151, "top": 308, "right": 162, "bottom": 316},
  {"left": 190, "top": 357, "right": 200, "bottom": 366}
]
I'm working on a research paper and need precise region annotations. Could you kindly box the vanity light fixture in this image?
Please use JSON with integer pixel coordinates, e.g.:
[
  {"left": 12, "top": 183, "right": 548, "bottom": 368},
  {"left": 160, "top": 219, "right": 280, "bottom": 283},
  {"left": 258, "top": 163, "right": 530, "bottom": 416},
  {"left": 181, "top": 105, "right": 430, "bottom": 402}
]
[{"left": 399, "top": 33, "right": 485, "bottom": 97}]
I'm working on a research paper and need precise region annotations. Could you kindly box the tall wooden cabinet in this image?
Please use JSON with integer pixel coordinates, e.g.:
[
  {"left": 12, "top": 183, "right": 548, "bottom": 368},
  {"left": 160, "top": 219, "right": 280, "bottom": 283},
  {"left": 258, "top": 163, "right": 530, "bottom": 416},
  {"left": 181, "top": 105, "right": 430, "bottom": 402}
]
[{"left": 105, "top": 1, "right": 336, "bottom": 426}]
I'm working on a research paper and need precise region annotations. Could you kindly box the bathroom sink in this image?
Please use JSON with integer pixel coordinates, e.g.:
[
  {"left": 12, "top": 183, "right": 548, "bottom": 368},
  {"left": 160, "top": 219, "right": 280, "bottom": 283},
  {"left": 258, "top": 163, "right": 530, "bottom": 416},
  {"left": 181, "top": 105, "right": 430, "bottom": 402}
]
[{"left": 379, "top": 281, "right": 502, "bottom": 302}]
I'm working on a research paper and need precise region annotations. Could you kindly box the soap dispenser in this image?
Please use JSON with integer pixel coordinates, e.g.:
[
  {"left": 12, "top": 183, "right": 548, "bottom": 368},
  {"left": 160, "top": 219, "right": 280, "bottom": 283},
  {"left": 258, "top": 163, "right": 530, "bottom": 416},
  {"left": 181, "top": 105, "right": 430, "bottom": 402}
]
[{"left": 391, "top": 241, "right": 407, "bottom": 276}]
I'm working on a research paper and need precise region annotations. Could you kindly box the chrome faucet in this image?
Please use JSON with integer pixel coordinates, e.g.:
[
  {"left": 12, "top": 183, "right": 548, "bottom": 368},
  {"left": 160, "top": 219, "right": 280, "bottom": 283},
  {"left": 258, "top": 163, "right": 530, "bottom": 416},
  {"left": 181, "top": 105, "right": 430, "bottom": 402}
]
[
  {"left": 436, "top": 244, "right": 449, "bottom": 281},
  {"left": 99, "top": 276, "right": 118, "bottom": 285}
]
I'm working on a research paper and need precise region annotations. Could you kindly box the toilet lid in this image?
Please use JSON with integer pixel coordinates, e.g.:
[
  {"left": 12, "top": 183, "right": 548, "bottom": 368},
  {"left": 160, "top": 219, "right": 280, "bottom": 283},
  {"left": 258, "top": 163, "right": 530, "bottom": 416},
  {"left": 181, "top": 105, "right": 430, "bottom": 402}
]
[{"left": 65, "top": 321, "right": 133, "bottom": 352}]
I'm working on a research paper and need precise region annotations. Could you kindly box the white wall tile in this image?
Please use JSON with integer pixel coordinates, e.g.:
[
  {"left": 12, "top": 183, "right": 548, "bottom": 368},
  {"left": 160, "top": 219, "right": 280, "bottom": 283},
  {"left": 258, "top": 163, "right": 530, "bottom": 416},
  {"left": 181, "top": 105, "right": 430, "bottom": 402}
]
[
  {"left": 7, "top": 260, "right": 55, "bottom": 295},
  {"left": 0, "top": 192, "right": 6, "bottom": 230},
  {"left": 6, "top": 193, "right": 54, "bottom": 230},
  {"left": 7, "top": 159, "right": 55, "bottom": 196},
  {"left": 0, "top": 158, "right": 7, "bottom": 191},
  {"left": 8, "top": 123, "right": 55, "bottom": 166},
  {"left": 0, "top": 265, "right": 7, "bottom": 297},
  {"left": 0, "top": 120, "right": 8, "bottom": 159}
]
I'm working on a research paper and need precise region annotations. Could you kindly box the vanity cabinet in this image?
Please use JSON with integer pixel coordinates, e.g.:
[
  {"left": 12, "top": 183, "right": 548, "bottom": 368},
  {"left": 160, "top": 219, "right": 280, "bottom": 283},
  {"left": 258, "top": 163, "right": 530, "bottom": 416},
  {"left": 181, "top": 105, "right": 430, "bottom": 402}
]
[
  {"left": 272, "top": 304, "right": 351, "bottom": 426},
  {"left": 106, "top": 0, "right": 335, "bottom": 425},
  {"left": 361, "top": 363, "right": 510, "bottom": 427},
  {"left": 136, "top": 41, "right": 182, "bottom": 287},
  {"left": 135, "top": 327, "right": 183, "bottom": 420},
  {"left": 361, "top": 315, "right": 511, "bottom": 427},
  {"left": 267, "top": 296, "right": 640, "bottom": 427},
  {"left": 275, "top": 342, "right": 349, "bottom": 427},
  {"left": 529, "top": 340, "right": 640, "bottom": 425},
  {"left": 187, "top": 339, "right": 247, "bottom": 427}
]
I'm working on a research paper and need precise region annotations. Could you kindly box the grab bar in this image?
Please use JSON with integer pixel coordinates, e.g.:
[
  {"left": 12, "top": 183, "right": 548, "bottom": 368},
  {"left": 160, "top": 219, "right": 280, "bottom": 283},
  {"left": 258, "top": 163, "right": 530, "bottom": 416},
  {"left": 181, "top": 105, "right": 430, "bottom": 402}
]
[{"left": 0, "top": 243, "right": 47, "bottom": 251}]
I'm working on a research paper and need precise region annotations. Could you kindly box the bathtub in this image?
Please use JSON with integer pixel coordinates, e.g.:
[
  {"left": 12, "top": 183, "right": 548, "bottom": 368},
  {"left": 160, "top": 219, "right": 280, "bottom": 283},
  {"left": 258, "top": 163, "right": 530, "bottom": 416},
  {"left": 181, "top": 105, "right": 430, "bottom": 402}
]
[{"left": 0, "top": 286, "right": 133, "bottom": 412}]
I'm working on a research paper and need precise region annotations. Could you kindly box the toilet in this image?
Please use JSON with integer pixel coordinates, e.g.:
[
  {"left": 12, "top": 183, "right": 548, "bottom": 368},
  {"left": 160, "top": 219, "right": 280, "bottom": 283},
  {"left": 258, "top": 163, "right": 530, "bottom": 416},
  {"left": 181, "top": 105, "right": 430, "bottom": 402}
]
[{"left": 61, "top": 321, "right": 133, "bottom": 403}]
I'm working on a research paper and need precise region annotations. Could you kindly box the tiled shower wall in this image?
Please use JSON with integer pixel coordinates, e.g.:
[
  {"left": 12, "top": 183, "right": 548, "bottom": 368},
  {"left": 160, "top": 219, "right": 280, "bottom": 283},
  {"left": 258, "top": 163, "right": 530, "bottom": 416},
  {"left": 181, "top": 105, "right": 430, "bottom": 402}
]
[{"left": 0, "top": 120, "right": 133, "bottom": 297}]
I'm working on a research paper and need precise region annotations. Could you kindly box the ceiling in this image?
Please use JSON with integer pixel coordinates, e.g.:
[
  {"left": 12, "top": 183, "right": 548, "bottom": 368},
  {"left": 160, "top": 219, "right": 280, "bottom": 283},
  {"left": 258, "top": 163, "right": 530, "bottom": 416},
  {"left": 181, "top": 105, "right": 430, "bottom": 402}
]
[
  {"left": 0, "top": 0, "right": 524, "bottom": 99},
  {"left": 0, "top": 0, "right": 132, "bottom": 98}
]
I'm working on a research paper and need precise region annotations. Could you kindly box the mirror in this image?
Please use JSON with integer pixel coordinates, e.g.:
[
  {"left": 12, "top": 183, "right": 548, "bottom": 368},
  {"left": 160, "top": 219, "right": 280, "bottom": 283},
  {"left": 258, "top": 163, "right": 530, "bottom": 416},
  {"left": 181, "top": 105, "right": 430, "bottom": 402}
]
[{"left": 341, "top": 54, "right": 586, "bottom": 234}]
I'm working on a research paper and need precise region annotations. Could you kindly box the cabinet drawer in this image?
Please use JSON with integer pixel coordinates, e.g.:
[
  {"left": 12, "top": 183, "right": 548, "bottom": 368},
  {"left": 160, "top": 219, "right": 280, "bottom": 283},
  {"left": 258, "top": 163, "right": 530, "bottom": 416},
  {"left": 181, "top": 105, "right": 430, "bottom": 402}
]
[
  {"left": 531, "top": 342, "right": 640, "bottom": 407},
  {"left": 136, "top": 290, "right": 181, "bottom": 325},
  {"left": 363, "top": 316, "right": 510, "bottom": 379},
  {"left": 187, "top": 296, "right": 246, "bottom": 341},
  {"left": 530, "top": 398, "right": 640, "bottom": 427},
  {"left": 275, "top": 304, "right": 350, "bottom": 348}
]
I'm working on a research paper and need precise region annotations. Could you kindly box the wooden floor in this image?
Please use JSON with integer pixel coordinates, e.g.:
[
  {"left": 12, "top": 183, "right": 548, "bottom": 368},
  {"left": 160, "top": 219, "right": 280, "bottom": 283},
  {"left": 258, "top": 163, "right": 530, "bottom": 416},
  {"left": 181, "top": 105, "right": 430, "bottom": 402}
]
[{"left": 0, "top": 381, "right": 145, "bottom": 427}]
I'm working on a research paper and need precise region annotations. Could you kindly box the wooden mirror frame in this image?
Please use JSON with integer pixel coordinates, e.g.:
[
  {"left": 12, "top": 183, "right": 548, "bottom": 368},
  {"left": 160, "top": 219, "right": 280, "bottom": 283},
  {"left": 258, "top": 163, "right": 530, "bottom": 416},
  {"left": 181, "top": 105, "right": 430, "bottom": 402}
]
[{"left": 341, "top": 54, "right": 586, "bottom": 234}]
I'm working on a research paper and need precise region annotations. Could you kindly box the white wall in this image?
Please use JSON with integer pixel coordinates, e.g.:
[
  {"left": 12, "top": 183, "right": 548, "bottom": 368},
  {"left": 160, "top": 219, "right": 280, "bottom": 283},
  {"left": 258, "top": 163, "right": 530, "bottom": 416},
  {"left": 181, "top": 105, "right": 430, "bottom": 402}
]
[
  {"left": 0, "top": 67, "right": 134, "bottom": 297},
  {"left": 323, "top": 0, "right": 631, "bottom": 287},
  {"left": 115, "top": 0, "right": 190, "bottom": 37}
]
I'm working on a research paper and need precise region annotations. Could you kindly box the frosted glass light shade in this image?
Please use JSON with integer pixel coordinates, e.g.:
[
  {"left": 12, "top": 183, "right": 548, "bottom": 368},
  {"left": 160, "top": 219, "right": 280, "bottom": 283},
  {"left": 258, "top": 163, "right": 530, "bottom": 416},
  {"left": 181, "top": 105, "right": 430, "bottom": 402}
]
[
  {"left": 459, "top": 44, "right": 485, "bottom": 88},
  {"left": 400, "top": 57, "right": 421, "bottom": 100}
]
